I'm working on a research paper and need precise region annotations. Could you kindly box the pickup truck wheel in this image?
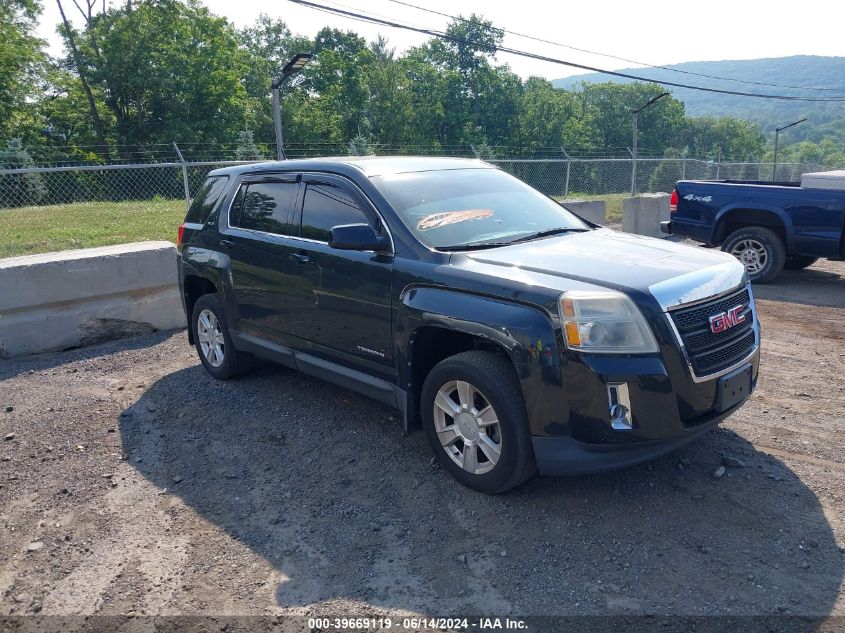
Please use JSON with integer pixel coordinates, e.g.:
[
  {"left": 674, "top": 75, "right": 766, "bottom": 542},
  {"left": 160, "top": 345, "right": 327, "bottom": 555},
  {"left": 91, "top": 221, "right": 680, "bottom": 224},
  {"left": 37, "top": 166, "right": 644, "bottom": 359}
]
[
  {"left": 783, "top": 255, "right": 818, "bottom": 270},
  {"left": 192, "top": 294, "right": 253, "bottom": 380},
  {"left": 722, "top": 226, "right": 785, "bottom": 283},
  {"left": 421, "top": 351, "right": 536, "bottom": 494}
]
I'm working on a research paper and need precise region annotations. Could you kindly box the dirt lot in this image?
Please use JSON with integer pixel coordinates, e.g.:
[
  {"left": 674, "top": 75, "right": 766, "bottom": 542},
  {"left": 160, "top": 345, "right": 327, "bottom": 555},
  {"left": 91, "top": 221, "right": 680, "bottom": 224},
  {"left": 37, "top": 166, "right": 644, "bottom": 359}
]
[{"left": 1, "top": 259, "right": 844, "bottom": 624}]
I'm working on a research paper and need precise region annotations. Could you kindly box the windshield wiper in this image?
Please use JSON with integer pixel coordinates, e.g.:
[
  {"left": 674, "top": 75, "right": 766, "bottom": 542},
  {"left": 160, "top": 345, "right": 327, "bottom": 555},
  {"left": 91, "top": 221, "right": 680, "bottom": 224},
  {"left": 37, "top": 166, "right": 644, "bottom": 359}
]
[
  {"left": 436, "top": 227, "right": 589, "bottom": 251},
  {"left": 436, "top": 240, "right": 514, "bottom": 252},
  {"left": 504, "top": 227, "right": 589, "bottom": 245}
]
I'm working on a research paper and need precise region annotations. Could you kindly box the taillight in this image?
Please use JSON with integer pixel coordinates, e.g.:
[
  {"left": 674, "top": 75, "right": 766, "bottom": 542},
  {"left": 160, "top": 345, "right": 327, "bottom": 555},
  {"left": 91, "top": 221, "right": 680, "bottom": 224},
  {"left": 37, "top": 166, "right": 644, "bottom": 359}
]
[
  {"left": 669, "top": 189, "right": 678, "bottom": 214},
  {"left": 176, "top": 223, "right": 186, "bottom": 246}
]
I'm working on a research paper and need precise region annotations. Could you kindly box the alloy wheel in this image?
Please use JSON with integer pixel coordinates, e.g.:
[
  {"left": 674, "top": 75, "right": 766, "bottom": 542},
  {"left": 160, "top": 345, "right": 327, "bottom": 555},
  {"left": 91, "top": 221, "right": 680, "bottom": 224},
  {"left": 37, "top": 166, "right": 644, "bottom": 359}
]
[
  {"left": 730, "top": 239, "right": 768, "bottom": 274},
  {"left": 197, "top": 308, "right": 225, "bottom": 368},
  {"left": 432, "top": 380, "right": 502, "bottom": 475}
]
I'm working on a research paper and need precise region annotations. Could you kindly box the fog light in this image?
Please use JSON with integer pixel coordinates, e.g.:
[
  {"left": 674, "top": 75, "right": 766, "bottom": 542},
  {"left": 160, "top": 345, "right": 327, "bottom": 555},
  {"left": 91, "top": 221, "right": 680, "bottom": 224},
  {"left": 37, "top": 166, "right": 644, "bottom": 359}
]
[{"left": 607, "top": 383, "right": 633, "bottom": 430}]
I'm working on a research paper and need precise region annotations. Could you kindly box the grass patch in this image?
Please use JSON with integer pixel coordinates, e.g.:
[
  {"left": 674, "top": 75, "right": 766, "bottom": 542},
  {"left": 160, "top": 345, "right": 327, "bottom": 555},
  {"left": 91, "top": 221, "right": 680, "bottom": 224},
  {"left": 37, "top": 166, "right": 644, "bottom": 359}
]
[
  {"left": 556, "top": 193, "right": 627, "bottom": 223},
  {"left": 0, "top": 198, "right": 185, "bottom": 259}
]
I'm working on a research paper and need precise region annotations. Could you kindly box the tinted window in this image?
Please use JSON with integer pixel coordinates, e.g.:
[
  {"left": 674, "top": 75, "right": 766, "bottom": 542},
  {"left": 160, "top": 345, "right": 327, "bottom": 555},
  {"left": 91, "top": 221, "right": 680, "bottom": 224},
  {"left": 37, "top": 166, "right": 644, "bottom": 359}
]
[
  {"left": 231, "top": 181, "right": 298, "bottom": 235},
  {"left": 373, "top": 168, "right": 587, "bottom": 249},
  {"left": 185, "top": 176, "right": 229, "bottom": 223},
  {"left": 300, "top": 183, "right": 371, "bottom": 242}
]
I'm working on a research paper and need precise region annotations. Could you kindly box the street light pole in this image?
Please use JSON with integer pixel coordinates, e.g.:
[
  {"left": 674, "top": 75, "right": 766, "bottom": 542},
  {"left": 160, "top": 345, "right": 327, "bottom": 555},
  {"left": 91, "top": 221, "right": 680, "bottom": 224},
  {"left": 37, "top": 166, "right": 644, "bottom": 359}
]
[
  {"left": 631, "top": 110, "right": 638, "bottom": 196},
  {"left": 630, "top": 92, "right": 670, "bottom": 196},
  {"left": 272, "top": 83, "right": 284, "bottom": 161},
  {"left": 772, "top": 118, "right": 806, "bottom": 181},
  {"left": 272, "top": 53, "right": 313, "bottom": 161}
]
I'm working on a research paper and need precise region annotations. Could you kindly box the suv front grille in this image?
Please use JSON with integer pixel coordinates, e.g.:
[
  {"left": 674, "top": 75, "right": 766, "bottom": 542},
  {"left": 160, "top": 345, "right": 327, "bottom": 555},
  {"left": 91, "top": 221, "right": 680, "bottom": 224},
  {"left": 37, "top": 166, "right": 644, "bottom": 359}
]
[{"left": 669, "top": 287, "right": 756, "bottom": 377}]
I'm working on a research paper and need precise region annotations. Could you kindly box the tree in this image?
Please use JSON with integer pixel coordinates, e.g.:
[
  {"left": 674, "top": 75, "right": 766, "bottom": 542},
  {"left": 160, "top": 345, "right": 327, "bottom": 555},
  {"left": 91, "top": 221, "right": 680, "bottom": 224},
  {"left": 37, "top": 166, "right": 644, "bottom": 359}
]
[
  {"left": 574, "top": 82, "right": 686, "bottom": 153},
  {"left": 238, "top": 15, "right": 312, "bottom": 139},
  {"left": 0, "top": 0, "right": 47, "bottom": 140},
  {"left": 56, "top": 0, "right": 109, "bottom": 156},
  {"left": 235, "top": 129, "right": 264, "bottom": 161},
  {"left": 348, "top": 132, "right": 374, "bottom": 156},
  {"left": 681, "top": 117, "right": 766, "bottom": 160},
  {"left": 73, "top": 0, "right": 251, "bottom": 148},
  {"left": 0, "top": 139, "right": 47, "bottom": 206}
]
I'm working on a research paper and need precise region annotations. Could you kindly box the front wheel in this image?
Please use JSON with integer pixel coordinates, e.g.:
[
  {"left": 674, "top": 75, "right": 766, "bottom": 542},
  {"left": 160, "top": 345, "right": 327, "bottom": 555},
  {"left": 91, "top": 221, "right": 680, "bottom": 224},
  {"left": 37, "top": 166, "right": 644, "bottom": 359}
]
[
  {"left": 421, "top": 351, "right": 536, "bottom": 494},
  {"left": 722, "top": 226, "right": 785, "bottom": 283}
]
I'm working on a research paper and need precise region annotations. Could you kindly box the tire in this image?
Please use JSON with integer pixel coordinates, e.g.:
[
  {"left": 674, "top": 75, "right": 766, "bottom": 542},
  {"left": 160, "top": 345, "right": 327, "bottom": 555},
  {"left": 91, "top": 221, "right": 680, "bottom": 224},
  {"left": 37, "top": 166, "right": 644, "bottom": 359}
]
[
  {"left": 421, "top": 351, "right": 536, "bottom": 494},
  {"left": 783, "top": 255, "right": 818, "bottom": 270},
  {"left": 191, "top": 294, "right": 253, "bottom": 380},
  {"left": 722, "top": 226, "right": 786, "bottom": 283}
]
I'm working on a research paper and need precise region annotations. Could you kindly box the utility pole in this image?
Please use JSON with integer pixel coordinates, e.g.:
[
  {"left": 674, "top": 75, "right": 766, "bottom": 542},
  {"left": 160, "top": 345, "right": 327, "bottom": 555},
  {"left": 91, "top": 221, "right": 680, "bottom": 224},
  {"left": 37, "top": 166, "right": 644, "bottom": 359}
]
[
  {"left": 630, "top": 92, "right": 670, "bottom": 196},
  {"left": 272, "top": 53, "right": 313, "bottom": 161},
  {"left": 772, "top": 118, "right": 806, "bottom": 181}
]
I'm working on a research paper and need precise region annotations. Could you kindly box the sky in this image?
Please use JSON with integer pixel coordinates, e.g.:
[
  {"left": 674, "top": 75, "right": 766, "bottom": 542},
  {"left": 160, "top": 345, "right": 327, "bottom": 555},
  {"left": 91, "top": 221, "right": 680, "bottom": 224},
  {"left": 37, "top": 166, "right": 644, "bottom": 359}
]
[{"left": 35, "top": 0, "right": 845, "bottom": 80}]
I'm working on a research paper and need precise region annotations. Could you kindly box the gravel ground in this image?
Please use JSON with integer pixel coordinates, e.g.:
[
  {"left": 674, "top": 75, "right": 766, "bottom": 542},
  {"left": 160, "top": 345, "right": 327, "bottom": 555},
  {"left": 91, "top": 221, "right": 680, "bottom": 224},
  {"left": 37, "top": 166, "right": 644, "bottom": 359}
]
[{"left": 1, "top": 259, "right": 844, "bottom": 622}]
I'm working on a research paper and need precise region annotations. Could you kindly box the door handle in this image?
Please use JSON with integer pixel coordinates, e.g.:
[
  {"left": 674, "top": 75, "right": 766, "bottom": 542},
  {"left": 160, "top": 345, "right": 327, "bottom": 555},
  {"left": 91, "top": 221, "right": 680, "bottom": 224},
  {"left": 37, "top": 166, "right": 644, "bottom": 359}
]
[
  {"left": 289, "top": 252, "right": 310, "bottom": 264},
  {"left": 219, "top": 238, "right": 235, "bottom": 247}
]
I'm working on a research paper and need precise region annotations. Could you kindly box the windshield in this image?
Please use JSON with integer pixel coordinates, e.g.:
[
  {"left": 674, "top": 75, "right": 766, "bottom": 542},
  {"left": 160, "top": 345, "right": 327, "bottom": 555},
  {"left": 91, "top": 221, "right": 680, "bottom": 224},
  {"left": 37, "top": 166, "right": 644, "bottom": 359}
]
[{"left": 372, "top": 168, "right": 588, "bottom": 249}]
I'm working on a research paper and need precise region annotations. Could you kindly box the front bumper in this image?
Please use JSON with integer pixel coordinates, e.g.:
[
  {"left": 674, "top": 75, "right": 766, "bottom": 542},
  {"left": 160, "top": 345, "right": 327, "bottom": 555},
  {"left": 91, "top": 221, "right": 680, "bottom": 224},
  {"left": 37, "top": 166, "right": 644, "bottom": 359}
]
[{"left": 532, "top": 399, "right": 740, "bottom": 476}]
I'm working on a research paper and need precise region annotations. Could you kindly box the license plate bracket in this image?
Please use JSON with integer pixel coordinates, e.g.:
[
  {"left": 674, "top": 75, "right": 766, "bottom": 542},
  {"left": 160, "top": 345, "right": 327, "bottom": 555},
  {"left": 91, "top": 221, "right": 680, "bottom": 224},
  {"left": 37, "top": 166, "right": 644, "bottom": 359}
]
[{"left": 715, "top": 364, "right": 753, "bottom": 412}]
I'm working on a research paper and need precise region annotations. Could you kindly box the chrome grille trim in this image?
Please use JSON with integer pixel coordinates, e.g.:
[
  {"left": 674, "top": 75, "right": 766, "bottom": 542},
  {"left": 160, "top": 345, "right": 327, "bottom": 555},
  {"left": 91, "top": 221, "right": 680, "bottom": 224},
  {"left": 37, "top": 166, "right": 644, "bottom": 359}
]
[{"left": 662, "top": 283, "right": 760, "bottom": 384}]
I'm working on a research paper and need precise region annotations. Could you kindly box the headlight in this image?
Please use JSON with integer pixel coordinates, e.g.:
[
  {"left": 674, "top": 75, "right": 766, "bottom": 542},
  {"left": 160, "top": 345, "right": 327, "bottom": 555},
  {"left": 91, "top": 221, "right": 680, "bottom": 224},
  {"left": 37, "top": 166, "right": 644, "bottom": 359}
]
[{"left": 559, "top": 290, "right": 658, "bottom": 354}]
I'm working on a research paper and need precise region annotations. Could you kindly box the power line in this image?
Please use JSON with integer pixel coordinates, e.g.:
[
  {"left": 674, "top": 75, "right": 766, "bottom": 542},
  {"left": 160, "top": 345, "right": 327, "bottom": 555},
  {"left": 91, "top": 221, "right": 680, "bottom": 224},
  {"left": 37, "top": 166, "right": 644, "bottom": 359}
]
[
  {"left": 381, "top": 0, "right": 839, "bottom": 93},
  {"left": 288, "top": 0, "right": 845, "bottom": 102}
]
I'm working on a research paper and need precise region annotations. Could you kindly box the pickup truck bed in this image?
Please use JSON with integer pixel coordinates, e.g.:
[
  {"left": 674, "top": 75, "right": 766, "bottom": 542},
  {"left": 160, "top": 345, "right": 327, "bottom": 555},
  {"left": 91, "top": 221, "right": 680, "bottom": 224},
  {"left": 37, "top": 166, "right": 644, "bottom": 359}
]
[{"left": 661, "top": 172, "right": 845, "bottom": 282}]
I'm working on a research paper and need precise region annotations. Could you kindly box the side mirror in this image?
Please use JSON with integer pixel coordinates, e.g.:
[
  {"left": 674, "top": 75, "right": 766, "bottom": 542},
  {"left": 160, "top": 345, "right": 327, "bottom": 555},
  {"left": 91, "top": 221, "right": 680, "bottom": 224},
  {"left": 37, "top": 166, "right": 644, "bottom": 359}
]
[{"left": 329, "top": 223, "right": 390, "bottom": 252}]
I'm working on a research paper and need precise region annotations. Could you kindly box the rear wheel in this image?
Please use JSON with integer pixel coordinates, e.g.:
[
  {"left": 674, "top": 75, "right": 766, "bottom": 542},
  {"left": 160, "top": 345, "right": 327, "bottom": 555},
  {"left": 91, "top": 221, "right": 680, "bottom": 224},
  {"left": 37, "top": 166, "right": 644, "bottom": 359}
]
[
  {"left": 783, "top": 255, "right": 818, "bottom": 270},
  {"left": 192, "top": 294, "right": 253, "bottom": 379},
  {"left": 722, "top": 226, "right": 785, "bottom": 283},
  {"left": 421, "top": 351, "right": 536, "bottom": 494}
]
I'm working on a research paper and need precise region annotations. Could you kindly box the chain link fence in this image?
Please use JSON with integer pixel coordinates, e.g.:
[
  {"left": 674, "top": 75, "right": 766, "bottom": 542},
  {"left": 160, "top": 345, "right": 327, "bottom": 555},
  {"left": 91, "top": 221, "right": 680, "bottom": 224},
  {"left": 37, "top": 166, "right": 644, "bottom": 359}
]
[{"left": 1, "top": 156, "right": 842, "bottom": 211}]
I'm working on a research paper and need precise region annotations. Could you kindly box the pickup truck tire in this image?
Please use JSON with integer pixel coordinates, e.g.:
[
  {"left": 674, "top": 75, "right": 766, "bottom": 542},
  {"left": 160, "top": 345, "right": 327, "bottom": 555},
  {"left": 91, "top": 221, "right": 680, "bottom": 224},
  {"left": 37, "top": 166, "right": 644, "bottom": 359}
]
[
  {"left": 722, "top": 226, "right": 786, "bottom": 283},
  {"left": 783, "top": 255, "right": 819, "bottom": 270},
  {"left": 191, "top": 294, "right": 254, "bottom": 380},
  {"left": 421, "top": 351, "right": 536, "bottom": 494}
]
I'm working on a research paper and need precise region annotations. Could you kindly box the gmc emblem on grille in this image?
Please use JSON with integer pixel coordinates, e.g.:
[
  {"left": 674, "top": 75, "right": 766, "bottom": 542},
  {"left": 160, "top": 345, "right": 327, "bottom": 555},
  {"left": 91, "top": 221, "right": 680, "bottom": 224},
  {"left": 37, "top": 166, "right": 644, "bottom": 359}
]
[{"left": 709, "top": 305, "right": 746, "bottom": 334}]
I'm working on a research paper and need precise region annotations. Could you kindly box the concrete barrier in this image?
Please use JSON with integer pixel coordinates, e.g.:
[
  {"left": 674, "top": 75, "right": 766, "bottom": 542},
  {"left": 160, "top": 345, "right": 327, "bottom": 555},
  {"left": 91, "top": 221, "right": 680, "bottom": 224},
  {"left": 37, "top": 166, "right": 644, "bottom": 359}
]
[
  {"left": 622, "top": 193, "right": 670, "bottom": 238},
  {"left": 0, "top": 241, "right": 185, "bottom": 358},
  {"left": 559, "top": 199, "right": 606, "bottom": 225}
]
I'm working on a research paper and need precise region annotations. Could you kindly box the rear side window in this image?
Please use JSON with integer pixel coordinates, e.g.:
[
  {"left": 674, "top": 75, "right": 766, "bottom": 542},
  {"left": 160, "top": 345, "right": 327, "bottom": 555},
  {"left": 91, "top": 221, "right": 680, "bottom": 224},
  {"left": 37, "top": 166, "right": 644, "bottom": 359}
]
[
  {"left": 230, "top": 181, "right": 299, "bottom": 235},
  {"left": 300, "top": 182, "right": 372, "bottom": 242},
  {"left": 185, "top": 176, "right": 229, "bottom": 224}
]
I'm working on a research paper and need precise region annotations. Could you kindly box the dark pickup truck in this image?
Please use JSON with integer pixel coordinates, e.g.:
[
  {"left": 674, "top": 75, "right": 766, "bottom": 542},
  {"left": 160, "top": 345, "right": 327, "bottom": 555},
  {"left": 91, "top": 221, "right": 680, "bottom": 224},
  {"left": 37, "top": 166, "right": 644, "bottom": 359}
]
[
  {"left": 177, "top": 157, "right": 760, "bottom": 493},
  {"left": 660, "top": 173, "right": 845, "bottom": 282}
]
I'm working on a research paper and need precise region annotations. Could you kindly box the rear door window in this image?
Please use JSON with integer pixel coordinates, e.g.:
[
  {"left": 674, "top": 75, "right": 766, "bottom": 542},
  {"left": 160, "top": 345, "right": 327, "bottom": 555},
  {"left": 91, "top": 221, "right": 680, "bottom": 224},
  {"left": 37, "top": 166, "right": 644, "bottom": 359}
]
[
  {"left": 185, "top": 176, "right": 229, "bottom": 223},
  {"left": 230, "top": 180, "right": 299, "bottom": 235},
  {"left": 300, "top": 182, "right": 372, "bottom": 242}
]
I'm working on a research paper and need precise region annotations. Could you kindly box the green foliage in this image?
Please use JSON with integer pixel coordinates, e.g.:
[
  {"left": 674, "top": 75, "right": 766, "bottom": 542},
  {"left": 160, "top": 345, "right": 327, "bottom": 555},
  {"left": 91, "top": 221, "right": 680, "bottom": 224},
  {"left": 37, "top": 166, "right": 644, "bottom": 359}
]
[
  {"left": 764, "top": 139, "right": 845, "bottom": 166},
  {"left": 347, "top": 132, "right": 375, "bottom": 156},
  {"left": 235, "top": 130, "right": 264, "bottom": 161},
  {"left": 73, "top": 0, "right": 250, "bottom": 145},
  {"left": 0, "top": 0, "right": 46, "bottom": 141},
  {"left": 0, "top": 139, "right": 46, "bottom": 206}
]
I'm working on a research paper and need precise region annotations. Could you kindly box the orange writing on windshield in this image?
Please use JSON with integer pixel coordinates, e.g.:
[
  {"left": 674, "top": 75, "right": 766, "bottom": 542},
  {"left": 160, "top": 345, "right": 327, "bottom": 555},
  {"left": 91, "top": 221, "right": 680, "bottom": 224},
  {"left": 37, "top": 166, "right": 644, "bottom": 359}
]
[{"left": 417, "top": 209, "right": 494, "bottom": 231}]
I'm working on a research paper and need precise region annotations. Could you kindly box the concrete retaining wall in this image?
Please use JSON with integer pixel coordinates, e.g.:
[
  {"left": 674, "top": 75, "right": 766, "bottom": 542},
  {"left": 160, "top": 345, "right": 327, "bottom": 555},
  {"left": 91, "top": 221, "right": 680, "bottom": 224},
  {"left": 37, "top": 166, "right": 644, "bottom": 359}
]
[
  {"left": 0, "top": 241, "right": 185, "bottom": 358},
  {"left": 622, "top": 193, "right": 670, "bottom": 238},
  {"left": 560, "top": 199, "right": 606, "bottom": 225}
]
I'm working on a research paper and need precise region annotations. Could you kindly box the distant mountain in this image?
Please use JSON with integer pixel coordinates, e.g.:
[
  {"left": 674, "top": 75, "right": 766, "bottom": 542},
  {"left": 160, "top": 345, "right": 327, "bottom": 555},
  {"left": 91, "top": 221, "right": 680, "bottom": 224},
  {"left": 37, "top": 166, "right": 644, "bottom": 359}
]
[{"left": 552, "top": 56, "right": 845, "bottom": 144}]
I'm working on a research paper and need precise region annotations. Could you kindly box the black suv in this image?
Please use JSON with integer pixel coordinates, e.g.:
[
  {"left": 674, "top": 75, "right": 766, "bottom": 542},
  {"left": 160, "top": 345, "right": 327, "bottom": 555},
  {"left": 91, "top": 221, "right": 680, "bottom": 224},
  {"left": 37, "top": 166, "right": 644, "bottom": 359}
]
[{"left": 177, "top": 157, "right": 760, "bottom": 493}]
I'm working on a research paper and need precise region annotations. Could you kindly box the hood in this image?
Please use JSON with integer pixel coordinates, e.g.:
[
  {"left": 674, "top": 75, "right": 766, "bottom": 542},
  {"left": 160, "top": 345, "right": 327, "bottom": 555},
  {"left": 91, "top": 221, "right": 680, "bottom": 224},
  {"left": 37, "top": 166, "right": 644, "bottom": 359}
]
[{"left": 453, "top": 228, "right": 745, "bottom": 305}]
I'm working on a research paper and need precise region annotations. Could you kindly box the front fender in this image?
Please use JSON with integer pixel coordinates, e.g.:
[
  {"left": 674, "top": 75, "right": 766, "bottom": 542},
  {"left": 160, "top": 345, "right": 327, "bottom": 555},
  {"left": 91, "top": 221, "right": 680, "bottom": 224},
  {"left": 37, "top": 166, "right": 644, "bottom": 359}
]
[{"left": 397, "top": 286, "right": 567, "bottom": 436}]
